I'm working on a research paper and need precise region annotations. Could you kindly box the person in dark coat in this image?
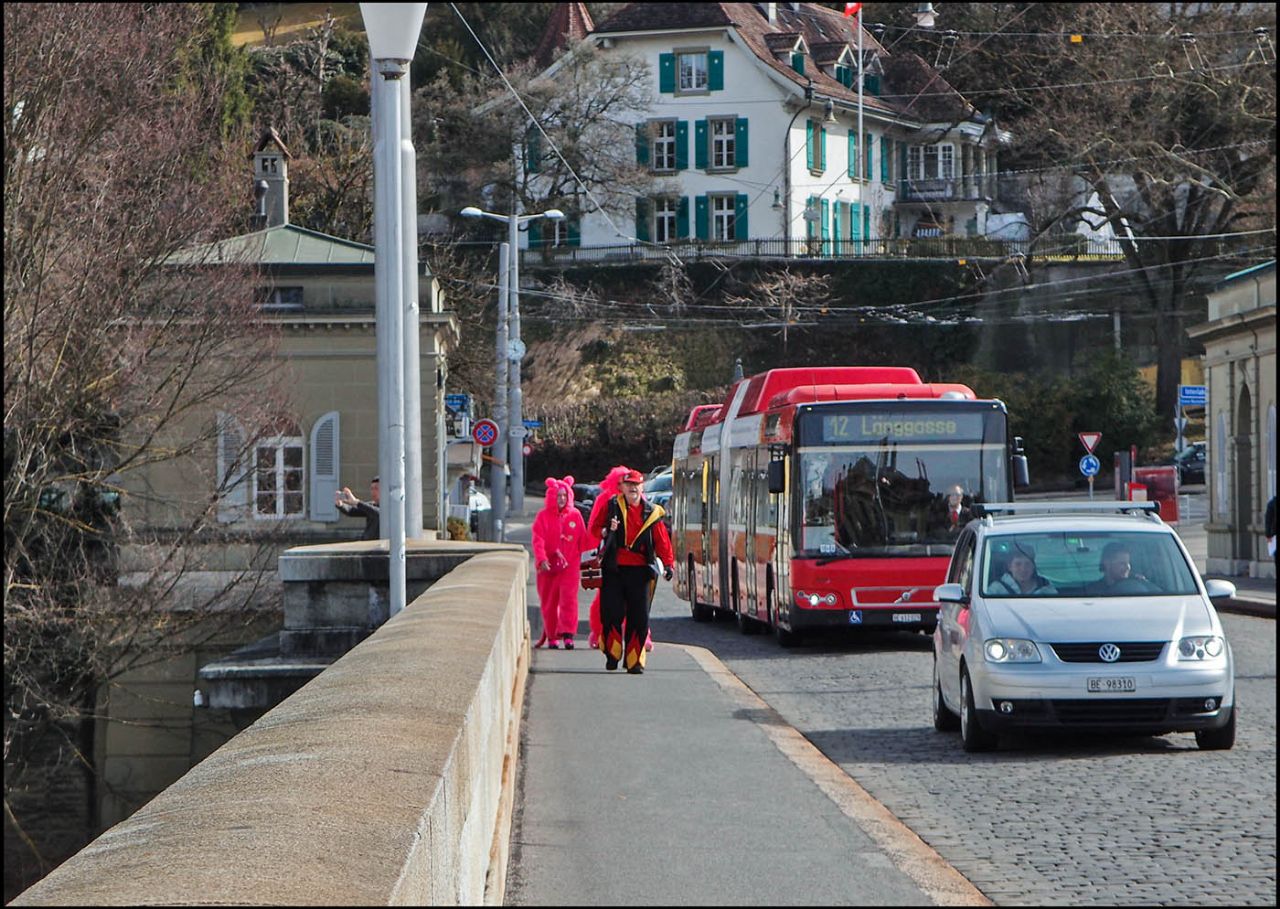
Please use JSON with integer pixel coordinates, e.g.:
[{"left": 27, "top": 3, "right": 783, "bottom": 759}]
[
  {"left": 588, "top": 468, "right": 674, "bottom": 674},
  {"left": 336, "top": 476, "right": 380, "bottom": 540}
]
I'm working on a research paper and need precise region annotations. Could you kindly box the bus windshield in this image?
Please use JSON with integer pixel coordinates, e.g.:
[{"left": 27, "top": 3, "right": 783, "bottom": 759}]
[
  {"left": 794, "top": 406, "right": 1008, "bottom": 558},
  {"left": 797, "top": 447, "right": 1005, "bottom": 557}
]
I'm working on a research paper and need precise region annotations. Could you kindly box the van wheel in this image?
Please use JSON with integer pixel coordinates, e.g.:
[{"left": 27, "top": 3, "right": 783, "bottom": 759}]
[
  {"left": 933, "top": 656, "right": 959, "bottom": 732},
  {"left": 960, "top": 668, "right": 997, "bottom": 752},
  {"left": 1195, "top": 705, "right": 1236, "bottom": 751}
]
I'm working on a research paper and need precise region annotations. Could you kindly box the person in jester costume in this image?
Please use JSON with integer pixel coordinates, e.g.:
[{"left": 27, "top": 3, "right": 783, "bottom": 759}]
[
  {"left": 586, "top": 465, "right": 652, "bottom": 654},
  {"left": 588, "top": 468, "right": 674, "bottom": 674}
]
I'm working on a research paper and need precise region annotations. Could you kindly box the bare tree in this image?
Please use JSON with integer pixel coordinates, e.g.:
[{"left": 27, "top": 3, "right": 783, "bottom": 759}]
[
  {"left": 5, "top": 3, "right": 284, "bottom": 883},
  {"left": 896, "top": 2, "right": 1276, "bottom": 416},
  {"left": 727, "top": 268, "right": 833, "bottom": 355},
  {"left": 418, "top": 39, "right": 663, "bottom": 232}
]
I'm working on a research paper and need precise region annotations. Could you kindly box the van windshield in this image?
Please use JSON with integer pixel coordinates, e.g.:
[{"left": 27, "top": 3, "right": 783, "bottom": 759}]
[{"left": 981, "top": 531, "right": 1199, "bottom": 597}]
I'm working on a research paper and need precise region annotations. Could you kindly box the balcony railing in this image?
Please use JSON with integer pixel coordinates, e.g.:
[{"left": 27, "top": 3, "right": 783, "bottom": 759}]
[
  {"left": 518, "top": 236, "right": 1131, "bottom": 267},
  {"left": 896, "top": 177, "right": 991, "bottom": 203}
]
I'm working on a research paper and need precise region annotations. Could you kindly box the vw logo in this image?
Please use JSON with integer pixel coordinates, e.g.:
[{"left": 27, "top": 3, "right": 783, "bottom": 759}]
[{"left": 1098, "top": 643, "right": 1122, "bottom": 663}]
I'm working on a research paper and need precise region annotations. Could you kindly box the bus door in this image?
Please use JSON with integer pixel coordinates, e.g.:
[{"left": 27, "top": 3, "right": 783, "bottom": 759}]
[
  {"left": 705, "top": 453, "right": 720, "bottom": 607},
  {"left": 742, "top": 451, "right": 761, "bottom": 618}
]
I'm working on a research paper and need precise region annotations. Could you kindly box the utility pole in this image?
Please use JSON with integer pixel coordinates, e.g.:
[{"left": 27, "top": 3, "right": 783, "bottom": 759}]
[
  {"left": 508, "top": 181, "right": 526, "bottom": 513},
  {"left": 491, "top": 242, "right": 509, "bottom": 538}
]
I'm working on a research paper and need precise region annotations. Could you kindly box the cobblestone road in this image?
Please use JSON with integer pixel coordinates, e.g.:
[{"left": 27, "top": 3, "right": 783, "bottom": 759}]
[{"left": 649, "top": 594, "right": 1277, "bottom": 906}]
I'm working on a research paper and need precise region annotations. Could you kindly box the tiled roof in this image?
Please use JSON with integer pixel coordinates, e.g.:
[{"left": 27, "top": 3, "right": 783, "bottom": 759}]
[
  {"left": 594, "top": 2, "right": 734, "bottom": 32},
  {"left": 533, "top": 3, "right": 596, "bottom": 69},
  {"left": 593, "top": 2, "right": 976, "bottom": 124}
]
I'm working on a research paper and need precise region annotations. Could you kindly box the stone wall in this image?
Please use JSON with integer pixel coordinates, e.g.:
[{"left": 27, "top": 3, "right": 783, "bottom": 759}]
[{"left": 11, "top": 548, "right": 530, "bottom": 906}]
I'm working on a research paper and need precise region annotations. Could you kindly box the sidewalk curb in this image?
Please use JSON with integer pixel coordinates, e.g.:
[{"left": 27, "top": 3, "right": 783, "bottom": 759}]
[{"left": 672, "top": 643, "right": 992, "bottom": 908}]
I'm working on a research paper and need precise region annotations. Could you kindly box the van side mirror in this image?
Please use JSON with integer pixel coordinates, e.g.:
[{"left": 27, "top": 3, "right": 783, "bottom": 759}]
[
  {"left": 934, "top": 583, "right": 969, "bottom": 605},
  {"left": 1204, "top": 579, "right": 1236, "bottom": 600},
  {"left": 767, "top": 459, "right": 785, "bottom": 494}
]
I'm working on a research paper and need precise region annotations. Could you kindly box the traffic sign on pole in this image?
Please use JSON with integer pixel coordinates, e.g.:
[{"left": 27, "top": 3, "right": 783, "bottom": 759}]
[
  {"left": 1178, "top": 384, "right": 1207, "bottom": 408},
  {"left": 472, "top": 418, "right": 500, "bottom": 448},
  {"left": 1079, "top": 454, "right": 1101, "bottom": 477},
  {"left": 1078, "top": 432, "right": 1102, "bottom": 454}
]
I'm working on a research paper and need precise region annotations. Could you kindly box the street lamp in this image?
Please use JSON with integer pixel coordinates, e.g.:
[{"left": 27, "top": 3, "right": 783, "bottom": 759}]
[
  {"left": 361, "top": 2, "right": 427, "bottom": 617},
  {"left": 460, "top": 204, "right": 564, "bottom": 515}
]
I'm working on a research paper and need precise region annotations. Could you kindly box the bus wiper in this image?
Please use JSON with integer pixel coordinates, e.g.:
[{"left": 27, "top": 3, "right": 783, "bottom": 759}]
[{"left": 816, "top": 547, "right": 877, "bottom": 565}]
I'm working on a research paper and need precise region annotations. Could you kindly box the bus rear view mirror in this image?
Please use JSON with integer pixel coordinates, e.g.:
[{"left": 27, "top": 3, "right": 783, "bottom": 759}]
[
  {"left": 767, "top": 459, "right": 785, "bottom": 494},
  {"left": 1013, "top": 454, "right": 1030, "bottom": 488}
]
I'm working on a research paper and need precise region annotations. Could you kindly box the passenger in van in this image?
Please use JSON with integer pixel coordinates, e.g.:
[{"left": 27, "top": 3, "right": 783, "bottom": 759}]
[
  {"left": 1085, "top": 542, "right": 1157, "bottom": 595},
  {"left": 988, "top": 545, "right": 1057, "bottom": 595}
]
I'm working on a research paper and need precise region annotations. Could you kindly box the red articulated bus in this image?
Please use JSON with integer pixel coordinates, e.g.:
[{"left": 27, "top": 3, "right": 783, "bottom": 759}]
[{"left": 670, "top": 367, "right": 1028, "bottom": 646}]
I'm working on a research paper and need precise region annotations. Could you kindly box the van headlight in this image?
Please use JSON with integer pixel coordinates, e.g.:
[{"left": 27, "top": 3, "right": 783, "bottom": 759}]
[
  {"left": 1177, "top": 635, "right": 1224, "bottom": 661},
  {"left": 984, "top": 638, "right": 1041, "bottom": 663}
]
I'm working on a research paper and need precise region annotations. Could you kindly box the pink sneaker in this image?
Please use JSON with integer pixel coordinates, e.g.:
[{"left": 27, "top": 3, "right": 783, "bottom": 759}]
[
  {"left": 588, "top": 632, "right": 600, "bottom": 650},
  {"left": 548, "top": 640, "right": 560, "bottom": 650}
]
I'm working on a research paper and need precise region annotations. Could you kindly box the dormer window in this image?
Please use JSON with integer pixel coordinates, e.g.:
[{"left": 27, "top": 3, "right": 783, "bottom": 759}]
[
  {"left": 834, "top": 63, "right": 852, "bottom": 88},
  {"left": 790, "top": 50, "right": 805, "bottom": 75}
]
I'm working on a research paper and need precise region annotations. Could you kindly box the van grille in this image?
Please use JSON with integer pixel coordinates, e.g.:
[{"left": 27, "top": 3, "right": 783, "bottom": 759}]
[{"left": 1050, "top": 642, "right": 1165, "bottom": 663}]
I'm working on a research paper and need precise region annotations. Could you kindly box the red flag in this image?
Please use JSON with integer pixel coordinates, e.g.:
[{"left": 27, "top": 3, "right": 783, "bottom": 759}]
[{"left": 843, "top": 2, "right": 862, "bottom": 16}]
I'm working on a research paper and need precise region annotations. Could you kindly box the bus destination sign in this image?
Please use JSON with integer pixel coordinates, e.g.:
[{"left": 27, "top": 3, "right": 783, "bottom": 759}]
[{"left": 816, "top": 411, "right": 992, "bottom": 445}]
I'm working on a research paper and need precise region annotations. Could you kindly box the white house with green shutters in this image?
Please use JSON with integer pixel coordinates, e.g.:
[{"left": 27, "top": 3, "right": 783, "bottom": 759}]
[{"left": 523, "top": 2, "right": 1014, "bottom": 258}]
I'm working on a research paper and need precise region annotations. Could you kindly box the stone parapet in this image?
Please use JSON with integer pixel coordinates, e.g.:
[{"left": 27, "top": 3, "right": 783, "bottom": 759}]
[{"left": 12, "top": 548, "right": 531, "bottom": 906}]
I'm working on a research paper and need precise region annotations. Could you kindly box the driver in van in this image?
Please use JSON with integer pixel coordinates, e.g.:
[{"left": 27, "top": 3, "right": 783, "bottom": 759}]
[{"left": 1085, "top": 542, "right": 1157, "bottom": 595}]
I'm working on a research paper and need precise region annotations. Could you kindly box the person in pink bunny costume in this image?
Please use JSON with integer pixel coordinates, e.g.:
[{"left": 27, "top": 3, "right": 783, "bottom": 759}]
[
  {"left": 586, "top": 466, "right": 653, "bottom": 653},
  {"left": 531, "top": 475, "right": 593, "bottom": 649}
]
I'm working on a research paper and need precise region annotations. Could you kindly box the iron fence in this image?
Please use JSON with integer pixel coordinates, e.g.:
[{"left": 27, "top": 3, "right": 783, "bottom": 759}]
[{"left": 519, "top": 235, "right": 1130, "bottom": 267}]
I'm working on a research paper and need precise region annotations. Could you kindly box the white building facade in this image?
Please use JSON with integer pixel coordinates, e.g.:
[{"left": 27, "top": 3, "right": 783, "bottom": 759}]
[{"left": 525, "top": 2, "right": 1012, "bottom": 258}]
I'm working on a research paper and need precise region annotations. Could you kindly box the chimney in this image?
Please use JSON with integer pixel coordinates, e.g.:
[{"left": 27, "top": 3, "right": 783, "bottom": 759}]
[
  {"left": 250, "top": 127, "right": 292, "bottom": 228},
  {"left": 764, "top": 2, "right": 777, "bottom": 24}
]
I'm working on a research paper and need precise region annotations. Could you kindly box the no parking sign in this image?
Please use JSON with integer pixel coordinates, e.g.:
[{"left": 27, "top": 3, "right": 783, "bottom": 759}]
[{"left": 472, "top": 418, "right": 500, "bottom": 448}]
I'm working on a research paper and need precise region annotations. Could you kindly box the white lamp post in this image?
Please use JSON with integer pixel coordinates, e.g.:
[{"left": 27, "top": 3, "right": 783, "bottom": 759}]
[
  {"left": 460, "top": 204, "right": 564, "bottom": 515},
  {"left": 361, "top": 2, "right": 427, "bottom": 616}
]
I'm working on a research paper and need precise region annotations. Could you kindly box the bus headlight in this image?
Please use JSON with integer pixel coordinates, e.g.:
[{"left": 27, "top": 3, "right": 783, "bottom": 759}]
[{"left": 795, "top": 591, "right": 839, "bottom": 607}]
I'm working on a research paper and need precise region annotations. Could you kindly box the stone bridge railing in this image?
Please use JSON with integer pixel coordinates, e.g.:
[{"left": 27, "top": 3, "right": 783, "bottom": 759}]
[{"left": 12, "top": 547, "right": 530, "bottom": 906}]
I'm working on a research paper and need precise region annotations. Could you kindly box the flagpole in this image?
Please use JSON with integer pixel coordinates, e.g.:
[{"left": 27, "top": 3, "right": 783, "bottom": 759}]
[{"left": 857, "top": 7, "right": 864, "bottom": 249}]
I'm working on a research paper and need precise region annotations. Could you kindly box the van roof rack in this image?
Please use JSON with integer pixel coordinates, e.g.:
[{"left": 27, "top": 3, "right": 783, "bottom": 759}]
[{"left": 973, "top": 501, "right": 1161, "bottom": 519}]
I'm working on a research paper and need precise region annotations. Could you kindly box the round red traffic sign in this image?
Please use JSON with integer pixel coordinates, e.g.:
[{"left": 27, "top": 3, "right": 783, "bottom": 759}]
[
  {"left": 522, "top": 443, "right": 532, "bottom": 457},
  {"left": 472, "top": 418, "right": 500, "bottom": 447}
]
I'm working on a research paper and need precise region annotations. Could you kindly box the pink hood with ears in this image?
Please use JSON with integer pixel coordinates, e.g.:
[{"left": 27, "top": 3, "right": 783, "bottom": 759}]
[
  {"left": 598, "top": 465, "right": 631, "bottom": 499},
  {"left": 542, "top": 475, "right": 576, "bottom": 513}
]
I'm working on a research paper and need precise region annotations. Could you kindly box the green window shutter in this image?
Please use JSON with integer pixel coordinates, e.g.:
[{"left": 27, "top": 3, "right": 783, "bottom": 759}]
[
  {"left": 791, "top": 51, "right": 804, "bottom": 75},
  {"left": 659, "top": 53, "right": 675, "bottom": 93},
  {"left": 806, "top": 195, "right": 817, "bottom": 240},
  {"left": 863, "top": 204, "right": 871, "bottom": 239},
  {"left": 820, "top": 198, "right": 830, "bottom": 256},
  {"left": 851, "top": 201, "right": 861, "bottom": 240},
  {"left": 819, "top": 124, "right": 827, "bottom": 172},
  {"left": 865, "top": 132, "right": 873, "bottom": 181},
  {"left": 635, "top": 123, "right": 649, "bottom": 167},
  {"left": 848, "top": 130, "right": 857, "bottom": 179},
  {"left": 635, "top": 198, "right": 650, "bottom": 242},
  {"left": 529, "top": 221, "right": 543, "bottom": 248},
  {"left": 677, "top": 196, "right": 690, "bottom": 238},
  {"left": 735, "top": 117, "right": 749, "bottom": 167},
  {"left": 865, "top": 73, "right": 880, "bottom": 96},
  {"left": 806, "top": 121, "right": 814, "bottom": 171},
  {"left": 524, "top": 130, "right": 541, "bottom": 174},
  {"left": 694, "top": 195, "right": 709, "bottom": 240},
  {"left": 832, "top": 201, "right": 842, "bottom": 252},
  {"left": 695, "top": 119, "right": 708, "bottom": 170},
  {"left": 881, "top": 136, "right": 889, "bottom": 182},
  {"left": 675, "top": 121, "right": 688, "bottom": 170},
  {"left": 568, "top": 219, "right": 580, "bottom": 247},
  {"left": 708, "top": 50, "right": 724, "bottom": 91},
  {"left": 734, "top": 193, "right": 748, "bottom": 241}
]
